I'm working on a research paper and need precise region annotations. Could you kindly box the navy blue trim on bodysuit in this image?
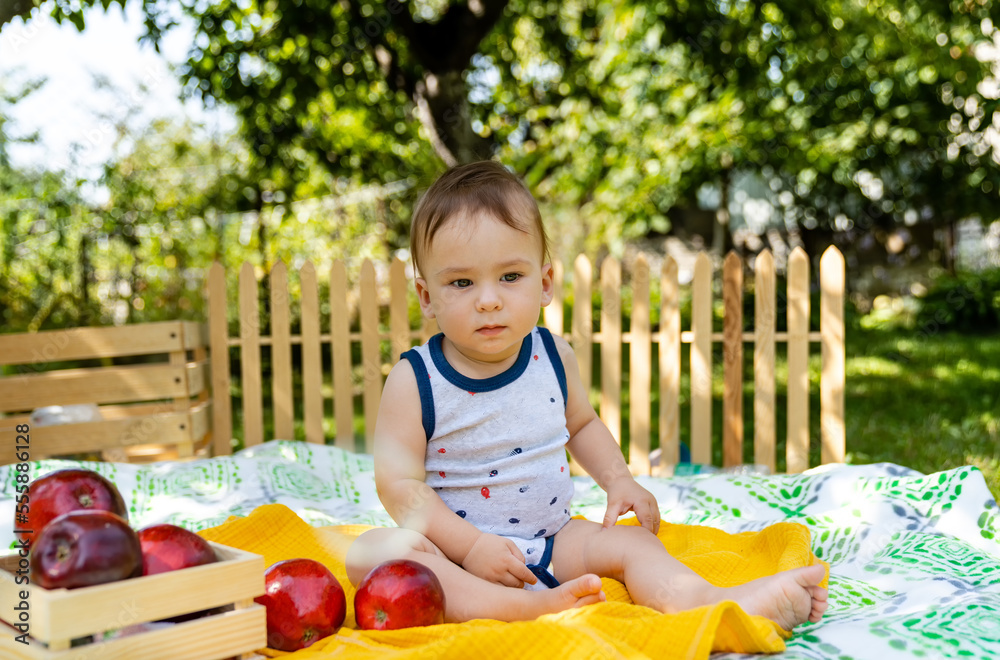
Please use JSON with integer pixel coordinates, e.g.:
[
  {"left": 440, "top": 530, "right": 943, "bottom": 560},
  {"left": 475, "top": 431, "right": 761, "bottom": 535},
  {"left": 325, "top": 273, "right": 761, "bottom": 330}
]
[
  {"left": 526, "top": 536, "right": 560, "bottom": 588},
  {"left": 537, "top": 327, "right": 567, "bottom": 410},
  {"left": 427, "top": 331, "right": 533, "bottom": 393},
  {"left": 400, "top": 348, "right": 436, "bottom": 441}
]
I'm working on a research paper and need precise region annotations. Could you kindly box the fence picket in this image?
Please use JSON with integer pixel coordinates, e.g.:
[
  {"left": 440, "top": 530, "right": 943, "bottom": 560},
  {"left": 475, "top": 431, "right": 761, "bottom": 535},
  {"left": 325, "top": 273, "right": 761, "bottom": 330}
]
[
  {"left": 270, "top": 261, "right": 294, "bottom": 440},
  {"left": 601, "top": 257, "right": 622, "bottom": 446},
  {"left": 754, "top": 250, "right": 776, "bottom": 473},
  {"left": 722, "top": 252, "right": 743, "bottom": 467},
  {"left": 629, "top": 255, "right": 651, "bottom": 475},
  {"left": 659, "top": 257, "right": 681, "bottom": 471},
  {"left": 300, "top": 261, "right": 323, "bottom": 444},
  {"left": 238, "top": 262, "right": 263, "bottom": 448},
  {"left": 821, "top": 246, "right": 846, "bottom": 464},
  {"left": 787, "top": 247, "right": 810, "bottom": 473},
  {"left": 691, "top": 253, "right": 713, "bottom": 464},
  {"left": 544, "top": 260, "right": 564, "bottom": 335},
  {"left": 208, "top": 262, "right": 232, "bottom": 456},
  {"left": 359, "top": 260, "right": 382, "bottom": 454},
  {"left": 390, "top": 258, "right": 410, "bottom": 363},
  {"left": 330, "top": 260, "right": 354, "bottom": 451},
  {"left": 421, "top": 316, "right": 439, "bottom": 343},
  {"left": 572, "top": 255, "right": 593, "bottom": 392}
]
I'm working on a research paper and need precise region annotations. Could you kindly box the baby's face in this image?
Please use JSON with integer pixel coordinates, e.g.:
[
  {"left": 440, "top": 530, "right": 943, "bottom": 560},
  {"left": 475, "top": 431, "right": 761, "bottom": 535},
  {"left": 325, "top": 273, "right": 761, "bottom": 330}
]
[{"left": 415, "top": 212, "right": 553, "bottom": 370}]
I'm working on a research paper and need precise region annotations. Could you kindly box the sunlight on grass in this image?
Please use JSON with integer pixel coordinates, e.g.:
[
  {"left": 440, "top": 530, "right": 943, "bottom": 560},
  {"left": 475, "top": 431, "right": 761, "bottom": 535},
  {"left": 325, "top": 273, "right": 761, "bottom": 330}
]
[
  {"left": 845, "top": 331, "right": 1000, "bottom": 499},
  {"left": 846, "top": 356, "right": 905, "bottom": 377}
]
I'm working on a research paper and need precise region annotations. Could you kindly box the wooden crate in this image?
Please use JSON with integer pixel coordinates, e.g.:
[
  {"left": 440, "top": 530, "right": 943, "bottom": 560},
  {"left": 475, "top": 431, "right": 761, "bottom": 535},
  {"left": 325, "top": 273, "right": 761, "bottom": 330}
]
[
  {"left": 0, "top": 541, "right": 265, "bottom": 659},
  {"left": 0, "top": 320, "right": 211, "bottom": 464}
]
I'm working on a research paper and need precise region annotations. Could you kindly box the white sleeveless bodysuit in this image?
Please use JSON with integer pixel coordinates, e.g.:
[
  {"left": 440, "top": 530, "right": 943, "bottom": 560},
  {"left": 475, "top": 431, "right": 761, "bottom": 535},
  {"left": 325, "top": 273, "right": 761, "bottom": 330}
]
[{"left": 401, "top": 327, "right": 573, "bottom": 588}]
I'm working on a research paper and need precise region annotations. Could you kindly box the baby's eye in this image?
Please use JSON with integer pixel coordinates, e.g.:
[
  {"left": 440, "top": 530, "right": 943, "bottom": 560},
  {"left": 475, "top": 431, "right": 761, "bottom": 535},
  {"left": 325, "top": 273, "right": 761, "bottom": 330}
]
[
  {"left": 451, "top": 279, "right": 472, "bottom": 288},
  {"left": 501, "top": 273, "right": 521, "bottom": 283}
]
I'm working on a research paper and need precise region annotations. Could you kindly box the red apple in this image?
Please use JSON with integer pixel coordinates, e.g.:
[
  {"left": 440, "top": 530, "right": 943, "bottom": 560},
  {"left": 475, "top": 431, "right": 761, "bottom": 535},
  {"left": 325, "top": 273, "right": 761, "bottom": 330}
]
[
  {"left": 137, "top": 524, "right": 217, "bottom": 576},
  {"left": 354, "top": 559, "right": 446, "bottom": 630},
  {"left": 254, "top": 558, "right": 346, "bottom": 651},
  {"left": 17, "top": 468, "right": 128, "bottom": 547},
  {"left": 29, "top": 510, "right": 142, "bottom": 589}
]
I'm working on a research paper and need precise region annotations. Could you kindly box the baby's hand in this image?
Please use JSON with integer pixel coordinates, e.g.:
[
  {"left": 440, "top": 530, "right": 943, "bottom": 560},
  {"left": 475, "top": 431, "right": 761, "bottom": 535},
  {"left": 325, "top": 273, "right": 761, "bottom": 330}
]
[
  {"left": 603, "top": 478, "right": 660, "bottom": 534},
  {"left": 462, "top": 533, "right": 538, "bottom": 588}
]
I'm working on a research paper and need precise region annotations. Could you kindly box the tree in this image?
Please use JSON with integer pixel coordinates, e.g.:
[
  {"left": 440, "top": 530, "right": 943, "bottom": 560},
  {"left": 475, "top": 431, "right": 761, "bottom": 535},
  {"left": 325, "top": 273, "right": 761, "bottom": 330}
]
[
  {"left": 5, "top": 0, "right": 1000, "bottom": 261},
  {"left": 0, "top": 78, "right": 98, "bottom": 330},
  {"left": 489, "top": 1, "right": 1000, "bottom": 255}
]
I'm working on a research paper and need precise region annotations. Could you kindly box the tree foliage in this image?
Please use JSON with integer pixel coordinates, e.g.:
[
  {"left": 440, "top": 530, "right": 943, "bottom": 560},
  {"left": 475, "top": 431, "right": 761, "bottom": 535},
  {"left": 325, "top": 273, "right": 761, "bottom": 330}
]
[
  {"left": 3, "top": 0, "right": 1000, "bottom": 257},
  {"left": 1, "top": 80, "right": 96, "bottom": 330},
  {"left": 0, "top": 78, "right": 398, "bottom": 333}
]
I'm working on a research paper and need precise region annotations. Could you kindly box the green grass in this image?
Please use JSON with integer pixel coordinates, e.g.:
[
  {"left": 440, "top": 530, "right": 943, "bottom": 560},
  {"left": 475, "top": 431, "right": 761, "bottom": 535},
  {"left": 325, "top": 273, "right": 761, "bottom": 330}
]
[{"left": 842, "top": 329, "right": 1000, "bottom": 498}]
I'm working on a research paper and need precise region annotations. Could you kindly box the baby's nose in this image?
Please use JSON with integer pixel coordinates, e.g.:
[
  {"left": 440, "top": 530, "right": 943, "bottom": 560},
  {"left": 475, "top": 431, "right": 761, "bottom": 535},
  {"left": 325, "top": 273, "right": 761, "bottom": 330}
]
[{"left": 476, "top": 285, "right": 503, "bottom": 311}]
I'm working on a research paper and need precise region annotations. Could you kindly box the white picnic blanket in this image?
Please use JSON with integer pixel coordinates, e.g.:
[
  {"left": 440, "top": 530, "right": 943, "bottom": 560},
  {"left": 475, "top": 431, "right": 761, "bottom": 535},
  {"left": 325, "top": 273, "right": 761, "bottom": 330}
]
[{"left": 2, "top": 440, "right": 998, "bottom": 659}]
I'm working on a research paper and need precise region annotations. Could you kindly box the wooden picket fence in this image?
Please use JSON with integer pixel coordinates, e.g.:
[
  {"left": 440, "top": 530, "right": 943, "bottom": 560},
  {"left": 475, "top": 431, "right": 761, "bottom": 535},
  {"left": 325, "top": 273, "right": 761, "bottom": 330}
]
[{"left": 207, "top": 246, "right": 845, "bottom": 475}]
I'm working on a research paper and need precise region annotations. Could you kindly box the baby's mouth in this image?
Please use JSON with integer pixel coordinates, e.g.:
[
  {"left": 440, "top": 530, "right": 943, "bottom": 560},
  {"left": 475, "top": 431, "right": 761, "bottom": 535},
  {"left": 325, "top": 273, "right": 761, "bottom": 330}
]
[{"left": 477, "top": 325, "right": 505, "bottom": 336}]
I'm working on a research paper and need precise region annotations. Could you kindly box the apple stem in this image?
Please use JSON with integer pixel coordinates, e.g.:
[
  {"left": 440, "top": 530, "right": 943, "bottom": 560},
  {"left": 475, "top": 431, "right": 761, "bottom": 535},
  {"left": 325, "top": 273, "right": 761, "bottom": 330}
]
[{"left": 56, "top": 541, "right": 71, "bottom": 562}]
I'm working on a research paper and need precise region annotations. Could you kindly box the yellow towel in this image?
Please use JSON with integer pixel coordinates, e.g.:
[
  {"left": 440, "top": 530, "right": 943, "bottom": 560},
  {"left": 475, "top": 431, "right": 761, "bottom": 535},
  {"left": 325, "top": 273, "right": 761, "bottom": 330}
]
[{"left": 198, "top": 504, "right": 827, "bottom": 659}]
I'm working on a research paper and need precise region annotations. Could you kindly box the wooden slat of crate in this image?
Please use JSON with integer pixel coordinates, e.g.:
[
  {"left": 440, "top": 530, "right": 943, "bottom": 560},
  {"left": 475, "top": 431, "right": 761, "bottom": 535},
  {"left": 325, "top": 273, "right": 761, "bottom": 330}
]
[
  {"left": 0, "top": 363, "right": 206, "bottom": 414},
  {"left": 0, "top": 543, "right": 262, "bottom": 645},
  {"left": 2, "top": 401, "right": 206, "bottom": 424},
  {"left": 0, "top": 403, "right": 209, "bottom": 463},
  {"left": 0, "top": 606, "right": 265, "bottom": 660},
  {"left": 0, "top": 321, "right": 203, "bottom": 366}
]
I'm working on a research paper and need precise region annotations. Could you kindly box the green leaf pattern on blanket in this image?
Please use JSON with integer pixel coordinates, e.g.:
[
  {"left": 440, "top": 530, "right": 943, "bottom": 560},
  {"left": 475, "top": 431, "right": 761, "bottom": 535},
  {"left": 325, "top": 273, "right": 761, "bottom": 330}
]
[{"left": 2, "top": 442, "right": 998, "bottom": 660}]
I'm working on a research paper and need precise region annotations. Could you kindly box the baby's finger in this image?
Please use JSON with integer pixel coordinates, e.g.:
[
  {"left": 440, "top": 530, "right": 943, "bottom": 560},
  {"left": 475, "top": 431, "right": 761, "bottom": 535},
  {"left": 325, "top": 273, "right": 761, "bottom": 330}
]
[
  {"left": 512, "top": 560, "right": 538, "bottom": 585},
  {"left": 638, "top": 500, "right": 660, "bottom": 534},
  {"left": 602, "top": 502, "right": 624, "bottom": 528},
  {"left": 504, "top": 539, "right": 526, "bottom": 563},
  {"left": 500, "top": 572, "right": 524, "bottom": 589}
]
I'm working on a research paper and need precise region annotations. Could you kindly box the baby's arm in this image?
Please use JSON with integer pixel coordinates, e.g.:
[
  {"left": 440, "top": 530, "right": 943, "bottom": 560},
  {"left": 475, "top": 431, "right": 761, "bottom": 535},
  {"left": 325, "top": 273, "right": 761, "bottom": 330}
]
[
  {"left": 554, "top": 336, "right": 661, "bottom": 533},
  {"left": 373, "top": 359, "right": 538, "bottom": 588}
]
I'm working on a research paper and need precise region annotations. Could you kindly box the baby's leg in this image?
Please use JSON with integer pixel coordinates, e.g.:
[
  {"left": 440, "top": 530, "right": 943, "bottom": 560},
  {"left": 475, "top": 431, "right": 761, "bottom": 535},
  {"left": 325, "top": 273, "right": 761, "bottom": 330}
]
[
  {"left": 551, "top": 520, "right": 828, "bottom": 631},
  {"left": 346, "top": 527, "right": 606, "bottom": 623}
]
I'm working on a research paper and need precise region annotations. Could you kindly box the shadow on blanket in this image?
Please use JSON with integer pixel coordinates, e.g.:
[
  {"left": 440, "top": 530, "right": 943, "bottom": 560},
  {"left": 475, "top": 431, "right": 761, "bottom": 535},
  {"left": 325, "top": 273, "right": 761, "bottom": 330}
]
[{"left": 198, "top": 503, "right": 828, "bottom": 659}]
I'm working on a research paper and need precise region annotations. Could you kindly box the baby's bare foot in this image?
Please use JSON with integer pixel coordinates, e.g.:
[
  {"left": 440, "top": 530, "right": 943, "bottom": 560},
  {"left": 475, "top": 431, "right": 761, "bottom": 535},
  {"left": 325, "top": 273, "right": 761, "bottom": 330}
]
[
  {"left": 730, "top": 564, "right": 829, "bottom": 630},
  {"left": 523, "top": 574, "right": 605, "bottom": 619}
]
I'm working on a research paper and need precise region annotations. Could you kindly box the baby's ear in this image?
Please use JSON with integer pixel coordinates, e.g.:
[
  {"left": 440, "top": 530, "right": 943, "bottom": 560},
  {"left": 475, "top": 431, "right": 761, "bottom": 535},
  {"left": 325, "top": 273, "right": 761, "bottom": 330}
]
[
  {"left": 415, "top": 278, "right": 436, "bottom": 319},
  {"left": 539, "top": 263, "right": 555, "bottom": 307}
]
